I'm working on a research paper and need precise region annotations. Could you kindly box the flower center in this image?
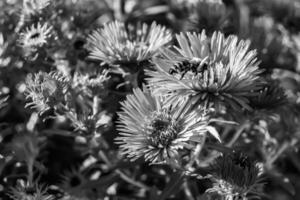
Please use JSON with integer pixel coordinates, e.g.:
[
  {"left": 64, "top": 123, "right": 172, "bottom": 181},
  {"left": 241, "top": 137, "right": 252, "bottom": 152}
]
[
  {"left": 70, "top": 176, "right": 81, "bottom": 187},
  {"left": 25, "top": 187, "right": 36, "bottom": 195},
  {"left": 232, "top": 153, "right": 252, "bottom": 170},
  {"left": 146, "top": 113, "right": 181, "bottom": 148},
  {"left": 41, "top": 78, "right": 58, "bottom": 97},
  {"left": 30, "top": 32, "right": 41, "bottom": 39}
]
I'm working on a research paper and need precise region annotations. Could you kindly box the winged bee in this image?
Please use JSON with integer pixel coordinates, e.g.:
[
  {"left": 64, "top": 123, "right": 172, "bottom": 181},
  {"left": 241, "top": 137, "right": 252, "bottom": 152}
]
[{"left": 169, "top": 57, "right": 209, "bottom": 79}]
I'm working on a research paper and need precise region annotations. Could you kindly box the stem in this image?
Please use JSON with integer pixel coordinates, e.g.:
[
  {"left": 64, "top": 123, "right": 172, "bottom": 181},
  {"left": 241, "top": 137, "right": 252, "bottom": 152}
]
[
  {"left": 205, "top": 142, "right": 233, "bottom": 153},
  {"left": 183, "top": 181, "right": 195, "bottom": 200},
  {"left": 102, "top": 0, "right": 115, "bottom": 20},
  {"left": 120, "top": 0, "right": 126, "bottom": 17},
  {"left": 15, "top": 12, "right": 26, "bottom": 33},
  {"left": 187, "top": 135, "right": 206, "bottom": 168},
  {"left": 226, "top": 121, "right": 248, "bottom": 147},
  {"left": 27, "top": 158, "right": 34, "bottom": 186},
  {"left": 221, "top": 125, "right": 232, "bottom": 141},
  {"left": 115, "top": 169, "right": 150, "bottom": 190},
  {"left": 98, "top": 151, "right": 150, "bottom": 190},
  {"left": 92, "top": 96, "right": 100, "bottom": 117},
  {"left": 269, "top": 142, "right": 289, "bottom": 165},
  {"left": 267, "top": 138, "right": 298, "bottom": 167},
  {"left": 158, "top": 171, "right": 185, "bottom": 200},
  {"left": 114, "top": 0, "right": 126, "bottom": 21}
]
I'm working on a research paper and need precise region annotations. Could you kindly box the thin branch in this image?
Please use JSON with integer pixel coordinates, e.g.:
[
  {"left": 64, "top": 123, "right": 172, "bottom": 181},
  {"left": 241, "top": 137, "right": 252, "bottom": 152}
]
[
  {"left": 158, "top": 171, "right": 185, "bottom": 200},
  {"left": 227, "top": 121, "right": 249, "bottom": 147},
  {"left": 98, "top": 151, "right": 151, "bottom": 191}
]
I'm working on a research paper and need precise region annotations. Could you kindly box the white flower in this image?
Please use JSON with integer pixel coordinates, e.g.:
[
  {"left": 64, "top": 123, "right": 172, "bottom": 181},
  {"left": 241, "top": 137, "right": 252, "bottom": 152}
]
[
  {"left": 116, "top": 87, "right": 219, "bottom": 164},
  {"left": 87, "top": 21, "right": 172, "bottom": 66},
  {"left": 19, "top": 23, "right": 53, "bottom": 51},
  {"left": 147, "top": 31, "right": 263, "bottom": 111}
]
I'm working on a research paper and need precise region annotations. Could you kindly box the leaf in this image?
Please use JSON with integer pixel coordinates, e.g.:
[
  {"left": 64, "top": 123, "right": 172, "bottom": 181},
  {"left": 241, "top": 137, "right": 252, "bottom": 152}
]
[{"left": 206, "top": 126, "right": 221, "bottom": 142}]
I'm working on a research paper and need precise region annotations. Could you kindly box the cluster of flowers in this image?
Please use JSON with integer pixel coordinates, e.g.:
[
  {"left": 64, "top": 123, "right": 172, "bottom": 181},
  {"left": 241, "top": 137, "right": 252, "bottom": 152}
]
[
  {"left": 23, "top": 17, "right": 266, "bottom": 200},
  {"left": 1, "top": 0, "right": 300, "bottom": 200}
]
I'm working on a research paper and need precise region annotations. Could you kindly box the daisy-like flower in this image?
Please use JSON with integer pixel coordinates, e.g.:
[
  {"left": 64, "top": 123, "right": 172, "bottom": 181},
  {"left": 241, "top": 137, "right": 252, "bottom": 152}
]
[
  {"left": 116, "top": 87, "right": 220, "bottom": 164},
  {"left": 25, "top": 71, "right": 70, "bottom": 115},
  {"left": 249, "top": 80, "right": 287, "bottom": 111},
  {"left": 248, "top": 16, "right": 295, "bottom": 72},
  {"left": 60, "top": 167, "right": 89, "bottom": 199},
  {"left": 72, "top": 70, "right": 110, "bottom": 98},
  {"left": 147, "top": 31, "right": 262, "bottom": 111},
  {"left": 241, "top": 79, "right": 287, "bottom": 122},
  {"left": 185, "top": 0, "right": 228, "bottom": 33},
  {"left": 207, "top": 152, "right": 264, "bottom": 200},
  {"left": 9, "top": 181, "right": 54, "bottom": 200},
  {"left": 87, "top": 21, "right": 172, "bottom": 68},
  {"left": 19, "top": 23, "right": 53, "bottom": 54}
]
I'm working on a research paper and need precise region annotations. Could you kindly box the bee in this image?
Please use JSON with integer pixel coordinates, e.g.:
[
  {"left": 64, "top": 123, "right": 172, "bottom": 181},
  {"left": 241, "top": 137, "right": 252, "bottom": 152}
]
[{"left": 169, "top": 57, "right": 209, "bottom": 79}]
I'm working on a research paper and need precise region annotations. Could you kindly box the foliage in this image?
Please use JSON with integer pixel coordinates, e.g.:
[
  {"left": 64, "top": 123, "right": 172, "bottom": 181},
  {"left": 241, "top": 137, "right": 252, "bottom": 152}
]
[{"left": 0, "top": 0, "right": 300, "bottom": 200}]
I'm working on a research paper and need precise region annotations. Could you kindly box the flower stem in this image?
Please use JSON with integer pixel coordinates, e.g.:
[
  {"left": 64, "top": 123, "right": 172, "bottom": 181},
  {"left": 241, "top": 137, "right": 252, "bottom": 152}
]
[
  {"left": 226, "top": 121, "right": 249, "bottom": 147},
  {"left": 183, "top": 181, "right": 195, "bottom": 200},
  {"left": 98, "top": 151, "right": 150, "bottom": 190},
  {"left": 158, "top": 171, "right": 185, "bottom": 200},
  {"left": 92, "top": 96, "right": 100, "bottom": 117},
  {"left": 267, "top": 138, "right": 298, "bottom": 166},
  {"left": 27, "top": 158, "right": 34, "bottom": 186}
]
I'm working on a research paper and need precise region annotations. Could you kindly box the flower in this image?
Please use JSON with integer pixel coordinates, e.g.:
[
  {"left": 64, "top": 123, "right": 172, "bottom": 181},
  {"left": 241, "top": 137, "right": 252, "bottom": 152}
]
[
  {"left": 19, "top": 23, "right": 53, "bottom": 54},
  {"left": 248, "top": 16, "right": 295, "bottom": 72},
  {"left": 60, "top": 167, "right": 89, "bottom": 198},
  {"left": 147, "top": 31, "right": 262, "bottom": 111},
  {"left": 23, "top": 0, "right": 51, "bottom": 15},
  {"left": 185, "top": 0, "right": 228, "bottom": 33},
  {"left": 65, "top": 109, "right": 111, "bottom": 134},
  {"left": 87, "top": 21, "right": 172, "bottom": 67},
  {"left": 249, "top": 79, "right": 287, "bottom": 111},
  {"left": 25, "top": 71, "right": 70, "bottom": 115},
  {"left": 207, "top": 152, "right": 264, "bottom": 199},
  {"left": 115, "top": 87, "right": 220, "bottom": 164},
  {"left": 15, "top": 0, "right": 51, "bottom": 32},
  {"left": 72, "top": 70, "right": 110, "bottom": 98},
  {"left": 9, "top": 180, "right": 54, "bottom": 200}
]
